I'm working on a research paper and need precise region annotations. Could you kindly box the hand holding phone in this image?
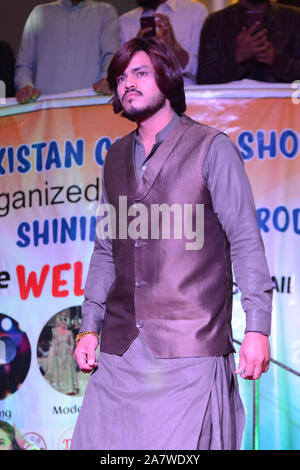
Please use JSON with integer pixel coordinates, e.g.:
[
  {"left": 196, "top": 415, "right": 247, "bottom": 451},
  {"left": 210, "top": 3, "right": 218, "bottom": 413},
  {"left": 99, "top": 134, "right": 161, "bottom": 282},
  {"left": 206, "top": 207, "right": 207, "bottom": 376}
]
[
  {"left": 236, "top": 15, "right": 269, "bottom": 64},
  {"left": 140, "top": 16, "right": 156, "bottom": 38},
  {"left": 245, "top": 10, "right": 265, "bottom": 35}
]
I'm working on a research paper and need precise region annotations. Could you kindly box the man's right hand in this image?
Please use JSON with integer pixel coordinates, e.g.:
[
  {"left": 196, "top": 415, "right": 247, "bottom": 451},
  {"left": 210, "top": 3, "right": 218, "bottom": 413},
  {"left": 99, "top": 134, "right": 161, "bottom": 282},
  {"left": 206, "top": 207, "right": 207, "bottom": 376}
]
[
  {"left": 235, "top": 22, "right": 268, "bottom": 64},
  {"left": 73, "top": 335, "right": 99, "bottom": 373},
  {"left": 16, "top": 85, "right": 40, "bottom": 104}
]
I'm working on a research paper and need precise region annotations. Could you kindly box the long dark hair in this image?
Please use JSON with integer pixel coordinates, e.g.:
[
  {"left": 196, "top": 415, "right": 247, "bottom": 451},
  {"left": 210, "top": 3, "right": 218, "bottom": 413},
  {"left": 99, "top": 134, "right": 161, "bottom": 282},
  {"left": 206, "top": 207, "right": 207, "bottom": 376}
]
[{"left": 107, "top": 37, "right": 186, "bottom": 116}]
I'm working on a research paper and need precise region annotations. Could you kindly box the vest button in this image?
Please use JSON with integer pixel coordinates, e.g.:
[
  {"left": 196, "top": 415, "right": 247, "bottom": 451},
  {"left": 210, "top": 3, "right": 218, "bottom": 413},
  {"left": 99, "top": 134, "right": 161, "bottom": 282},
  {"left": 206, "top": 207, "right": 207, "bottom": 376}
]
[
  {"left": 136, "top": 319, "right": 144, "bottom": 328},
  {"left": 135, "top": 239, "right": 147, "bottom": 248}
]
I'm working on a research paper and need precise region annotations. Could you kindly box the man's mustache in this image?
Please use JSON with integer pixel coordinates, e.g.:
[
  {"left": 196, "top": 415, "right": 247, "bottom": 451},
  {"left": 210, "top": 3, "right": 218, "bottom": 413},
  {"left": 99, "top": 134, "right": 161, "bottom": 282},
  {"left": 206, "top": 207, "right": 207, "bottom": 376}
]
[{"left": 122, "top": 88, "right": 143, "bottom": 101}]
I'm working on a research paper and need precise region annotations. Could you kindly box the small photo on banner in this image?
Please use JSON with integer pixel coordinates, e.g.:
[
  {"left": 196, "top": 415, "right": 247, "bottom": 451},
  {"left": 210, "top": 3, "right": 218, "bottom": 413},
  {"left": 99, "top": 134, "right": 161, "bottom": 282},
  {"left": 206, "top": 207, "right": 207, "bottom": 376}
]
[
  {"left": 0, "top": 313, "right": 31, "bottom": 400},
  {"left": 37, "top": 305, "right": 89, "bottom": 396},
  {"left": 0, "top": 421, "right": 47, "bottom": 450}
]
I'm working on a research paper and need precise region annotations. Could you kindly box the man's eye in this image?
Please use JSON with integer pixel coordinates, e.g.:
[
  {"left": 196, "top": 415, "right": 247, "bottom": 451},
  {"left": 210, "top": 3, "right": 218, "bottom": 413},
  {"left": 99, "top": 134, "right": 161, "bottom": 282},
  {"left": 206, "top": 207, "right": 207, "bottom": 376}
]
[
  {"left": 137, "top": 71, "right": 146, "bottom": 78},
  {"left": 117, "top": 76, "right": 125, "bottom": 84}
]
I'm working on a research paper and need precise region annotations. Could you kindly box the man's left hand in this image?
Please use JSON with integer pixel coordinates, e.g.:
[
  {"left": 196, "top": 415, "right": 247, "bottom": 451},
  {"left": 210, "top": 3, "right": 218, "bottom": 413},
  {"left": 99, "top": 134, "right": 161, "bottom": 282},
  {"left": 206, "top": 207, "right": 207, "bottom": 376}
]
[
  {"left": 235, "top": 332, "right": 271, "bottom": 380},
  {"left": 93, "top": 77, "right": 111, "bottom": 95}
]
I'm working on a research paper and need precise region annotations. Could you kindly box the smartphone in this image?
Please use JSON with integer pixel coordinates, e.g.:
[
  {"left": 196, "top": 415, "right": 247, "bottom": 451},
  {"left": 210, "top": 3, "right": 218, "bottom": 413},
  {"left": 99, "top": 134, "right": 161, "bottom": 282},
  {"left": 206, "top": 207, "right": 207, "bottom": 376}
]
[
  {"left": 140, "top": 16, "right": 156, "bottom": 38},
  {"left": 245, "top": 10, "right": 265, "bottom": 34}
]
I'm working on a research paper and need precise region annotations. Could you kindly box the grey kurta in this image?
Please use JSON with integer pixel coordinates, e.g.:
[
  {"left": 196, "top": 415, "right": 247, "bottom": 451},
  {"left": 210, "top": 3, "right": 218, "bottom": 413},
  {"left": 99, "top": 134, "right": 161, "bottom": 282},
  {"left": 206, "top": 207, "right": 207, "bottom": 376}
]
[
  {"left": 71, "top": 334, "right": 245, "bottom": 450},
  {"left": 71, "top": 114, "right": 272, "bottom": 450}
]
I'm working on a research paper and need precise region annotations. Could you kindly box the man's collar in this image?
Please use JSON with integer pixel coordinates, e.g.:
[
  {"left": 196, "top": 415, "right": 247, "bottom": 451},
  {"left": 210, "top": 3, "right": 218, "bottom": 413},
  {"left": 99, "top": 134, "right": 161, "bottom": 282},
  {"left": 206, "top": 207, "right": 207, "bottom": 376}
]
[
  {"left": 134, "top": 112, "right": 180, "bottom": 145},
  {"left": 237, "top": 1, "right": 274, "bottom": 22},
  {"left": 59, "top": 0, "right": 86, "bottom": 8},
  {"left": 237, "top": 0, "right": 271, "bottom": 12},
  {"left": 140, "top": 0, "right": 177, "bottom": 14},
  {"left": 163, "top": 0, "right": 177, "bottom": 13}
]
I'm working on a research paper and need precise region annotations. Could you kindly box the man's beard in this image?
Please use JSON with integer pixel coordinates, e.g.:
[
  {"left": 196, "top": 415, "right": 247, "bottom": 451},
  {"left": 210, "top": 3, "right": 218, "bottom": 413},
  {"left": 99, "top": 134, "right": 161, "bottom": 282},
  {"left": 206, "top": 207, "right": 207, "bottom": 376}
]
[
  {"left": 136, "top": 0, "right": 162, "bottom": 10},
  {"left": 121, "top": 92, "right": 166, "bottom": 122}
]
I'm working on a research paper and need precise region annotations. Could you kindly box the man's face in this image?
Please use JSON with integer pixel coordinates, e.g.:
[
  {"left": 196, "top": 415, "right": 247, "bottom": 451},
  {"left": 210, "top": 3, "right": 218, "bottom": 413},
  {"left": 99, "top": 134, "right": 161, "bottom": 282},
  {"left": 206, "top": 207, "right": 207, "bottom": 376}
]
[{"left": 116, "top": 51, "right": 166, "bottom": 121}]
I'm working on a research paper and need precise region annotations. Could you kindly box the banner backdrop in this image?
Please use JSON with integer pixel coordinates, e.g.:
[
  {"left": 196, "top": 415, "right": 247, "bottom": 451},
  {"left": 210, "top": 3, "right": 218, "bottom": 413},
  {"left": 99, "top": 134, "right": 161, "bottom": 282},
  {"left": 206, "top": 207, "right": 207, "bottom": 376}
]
[{"left": 0, "top": 82, "right": 299, "bottom": 450}]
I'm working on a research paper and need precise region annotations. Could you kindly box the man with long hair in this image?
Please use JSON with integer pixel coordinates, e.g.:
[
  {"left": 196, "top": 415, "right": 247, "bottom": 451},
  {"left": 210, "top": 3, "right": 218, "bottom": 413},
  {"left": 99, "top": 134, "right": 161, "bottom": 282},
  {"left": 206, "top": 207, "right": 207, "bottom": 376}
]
[{"left": 71, "top": 37, "right": 272, "bottom": 450}]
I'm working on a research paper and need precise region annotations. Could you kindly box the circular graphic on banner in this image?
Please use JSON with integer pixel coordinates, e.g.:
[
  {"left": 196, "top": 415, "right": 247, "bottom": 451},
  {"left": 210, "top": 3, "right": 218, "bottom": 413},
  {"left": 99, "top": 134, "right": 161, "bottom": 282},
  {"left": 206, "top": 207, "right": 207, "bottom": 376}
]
[
  {"left": 23, "top": 432, "right": 47, "bottom": 450},
  {"left": 57, "top": 427, "right": 74, "bottom": 450},
  {"left": 0, "top": 314, "right": 31, "bottom": 400},
  {"left": 37, "top": 306, "right": 89, "bottom": 396}
]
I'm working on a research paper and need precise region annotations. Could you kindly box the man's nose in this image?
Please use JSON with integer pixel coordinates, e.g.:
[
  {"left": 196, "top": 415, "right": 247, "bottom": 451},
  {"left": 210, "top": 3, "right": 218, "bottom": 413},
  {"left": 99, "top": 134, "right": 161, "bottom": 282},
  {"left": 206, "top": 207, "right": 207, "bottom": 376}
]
[{"left": 124, "top": 74, "right": 136, "bottom": 89}]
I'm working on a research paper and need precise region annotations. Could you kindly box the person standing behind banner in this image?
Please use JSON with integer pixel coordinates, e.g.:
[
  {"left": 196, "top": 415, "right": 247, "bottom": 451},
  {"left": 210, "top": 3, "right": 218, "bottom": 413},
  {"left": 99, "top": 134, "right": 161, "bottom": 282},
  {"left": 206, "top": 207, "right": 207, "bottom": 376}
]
[
  {"left": 120, "top": 0, "right": 208, "bottom": 84},
  {"left": 197, "top": 0, "right": 300, "bottom": 84},
  {"left": 14, "top": 0, "right": 120, "bottom": 104}
]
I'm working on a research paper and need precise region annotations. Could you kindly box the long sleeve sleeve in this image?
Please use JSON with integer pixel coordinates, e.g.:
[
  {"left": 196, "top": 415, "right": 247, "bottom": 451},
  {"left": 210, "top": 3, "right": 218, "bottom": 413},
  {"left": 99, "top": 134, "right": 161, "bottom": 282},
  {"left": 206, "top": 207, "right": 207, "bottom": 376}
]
[
  {"left": 80, "top": 171, "right": 116, "bottom": 334},
  {"left": 99, "top": 4, "right": 120, "bottom": 78},
  {"left": 270, "top": 42, "right": 300, "bottom": 83},
  {"left": 268, "top": 5, "right": 300, "bottom": 83},
  {"left": 14, "top": 8, "right": 38, "bottom": 90},
  {"left": 176, "top": 3, "right": 208, "bottom": 83},
  {"left": 203, "top": 134, "right": 273, "bottom": 335},
  {"left": 197, "top": 16, "right": 246, "bottom": 85}
]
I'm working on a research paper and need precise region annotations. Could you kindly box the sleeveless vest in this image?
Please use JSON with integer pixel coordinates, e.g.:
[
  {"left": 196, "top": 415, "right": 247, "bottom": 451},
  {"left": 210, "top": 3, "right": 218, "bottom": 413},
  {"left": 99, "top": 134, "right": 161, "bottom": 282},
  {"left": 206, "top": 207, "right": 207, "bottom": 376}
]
[{"left": 101, "top": 115, "right": 234, "bottom": 358}]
